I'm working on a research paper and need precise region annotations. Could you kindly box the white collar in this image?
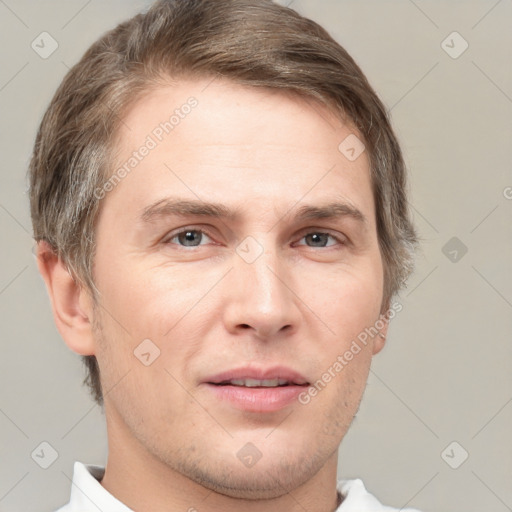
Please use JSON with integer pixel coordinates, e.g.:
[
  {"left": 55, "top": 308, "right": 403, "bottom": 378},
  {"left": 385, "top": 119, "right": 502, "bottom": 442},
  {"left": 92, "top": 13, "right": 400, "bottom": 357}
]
[
  {"left": 336, "top": 478, "right": 405, "bottom": 510},
  {"left": 60, "top": 461, "right": 131, "bottom": 511}
]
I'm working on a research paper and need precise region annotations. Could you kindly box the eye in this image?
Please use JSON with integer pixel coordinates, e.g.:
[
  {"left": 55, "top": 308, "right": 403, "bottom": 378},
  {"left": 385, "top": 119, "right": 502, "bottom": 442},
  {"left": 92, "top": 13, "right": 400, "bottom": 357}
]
[
  {"left": 162, "top": 228, "right": 345, "bottom": 249},
  {"left": 165, "top": 228, "right": 213, "bottom": 247},
  {"left": 296, "top": 231, "right": 345, "bottom": 248}
]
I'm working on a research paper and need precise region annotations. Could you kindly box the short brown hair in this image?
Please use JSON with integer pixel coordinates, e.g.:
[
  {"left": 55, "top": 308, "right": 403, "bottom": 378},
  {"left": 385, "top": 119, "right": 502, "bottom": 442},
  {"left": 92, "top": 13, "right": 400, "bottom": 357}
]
[{"left": 29, "top": 0, "right": 417, "bottom": 406}]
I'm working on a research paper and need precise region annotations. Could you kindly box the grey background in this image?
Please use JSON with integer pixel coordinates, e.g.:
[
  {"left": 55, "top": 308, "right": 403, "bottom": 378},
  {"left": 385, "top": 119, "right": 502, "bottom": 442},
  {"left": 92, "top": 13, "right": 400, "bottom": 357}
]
[{"left": 1, "top": 1, "right": 511, "bottom": 511}]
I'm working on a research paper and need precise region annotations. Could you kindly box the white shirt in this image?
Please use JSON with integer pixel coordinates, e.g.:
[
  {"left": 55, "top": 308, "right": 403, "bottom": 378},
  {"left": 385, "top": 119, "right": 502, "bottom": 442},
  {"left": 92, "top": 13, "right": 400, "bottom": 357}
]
[{"left": 56, "top": 461, "right": 421, "bottom": 512}]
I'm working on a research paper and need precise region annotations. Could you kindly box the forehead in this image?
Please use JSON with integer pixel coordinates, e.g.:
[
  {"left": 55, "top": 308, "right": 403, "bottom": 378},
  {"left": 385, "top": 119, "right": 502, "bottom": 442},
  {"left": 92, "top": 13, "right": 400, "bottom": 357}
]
[{"left": 103, "top": 78, "right": 375, "bottom": 226}]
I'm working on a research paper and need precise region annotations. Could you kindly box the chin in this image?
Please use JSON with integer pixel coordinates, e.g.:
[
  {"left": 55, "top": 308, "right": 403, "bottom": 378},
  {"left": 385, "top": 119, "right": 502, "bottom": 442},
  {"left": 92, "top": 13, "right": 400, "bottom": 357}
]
[
  {"left": 191, "top": 460, "right": 318, "bottom": 500},
  {"left": 168, "top": 440, "right": 330, "bottom": 500}
]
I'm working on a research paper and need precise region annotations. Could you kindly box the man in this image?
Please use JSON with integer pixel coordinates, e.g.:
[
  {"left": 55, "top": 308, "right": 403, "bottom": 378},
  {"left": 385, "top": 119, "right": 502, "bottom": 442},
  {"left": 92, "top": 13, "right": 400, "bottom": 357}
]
[{"left": 29, "top": 0, "right": 419, "bottom": 510}]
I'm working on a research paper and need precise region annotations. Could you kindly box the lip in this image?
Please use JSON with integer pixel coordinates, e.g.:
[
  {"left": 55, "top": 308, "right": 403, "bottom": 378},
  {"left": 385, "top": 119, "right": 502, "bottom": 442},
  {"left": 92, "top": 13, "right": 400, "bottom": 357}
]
[{"left": 202, "top": 366, "right": 309, "bottom": 413}]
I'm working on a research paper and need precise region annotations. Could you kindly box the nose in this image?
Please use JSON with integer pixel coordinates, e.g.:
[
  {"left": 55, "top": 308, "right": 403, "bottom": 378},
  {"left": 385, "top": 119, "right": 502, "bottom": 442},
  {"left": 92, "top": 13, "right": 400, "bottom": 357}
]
[{"left": 222, "top": 241, "right": 301, "bottom": 340}]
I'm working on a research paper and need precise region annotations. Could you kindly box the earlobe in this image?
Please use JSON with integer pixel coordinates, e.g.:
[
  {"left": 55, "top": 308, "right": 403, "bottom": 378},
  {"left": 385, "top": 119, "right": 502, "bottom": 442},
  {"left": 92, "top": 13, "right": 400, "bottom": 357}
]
[
  {"left": 372, "top": 300, "right": 391, "bottom": 355},
  {"left": 36, "top": 240, "right": 96, "bottom": 356},
  {"left": 372, "top": 330, "right": 387, "bottom": 355}
]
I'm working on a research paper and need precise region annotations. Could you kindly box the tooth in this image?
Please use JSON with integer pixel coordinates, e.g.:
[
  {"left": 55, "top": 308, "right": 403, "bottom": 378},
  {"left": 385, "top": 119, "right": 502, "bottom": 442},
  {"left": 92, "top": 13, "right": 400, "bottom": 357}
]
[
  {"left": 244, "top": 378, "right": 261, "bottom": 387},
  {"left": 227, "top": 378, "right": 290, "bottom": 387},
  {"left": 261, "top": 379, "right": 279, "bottom": 387}
]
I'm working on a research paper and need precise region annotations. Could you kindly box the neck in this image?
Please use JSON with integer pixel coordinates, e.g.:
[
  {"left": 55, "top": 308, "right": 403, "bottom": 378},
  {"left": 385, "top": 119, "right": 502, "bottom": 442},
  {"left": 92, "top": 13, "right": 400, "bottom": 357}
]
[{"left": 101, "top": 408, "right": 342, "bottom": 512}]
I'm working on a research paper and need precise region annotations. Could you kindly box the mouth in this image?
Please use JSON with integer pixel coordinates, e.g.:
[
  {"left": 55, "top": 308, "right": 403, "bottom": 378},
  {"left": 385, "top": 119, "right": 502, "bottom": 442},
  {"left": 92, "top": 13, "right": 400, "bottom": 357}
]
[
  {"left": 215, "top": 378, "right": 306, "bottom": 388},
  {"left": 203, "top": 367, "right": 309, "bottom": 412}
]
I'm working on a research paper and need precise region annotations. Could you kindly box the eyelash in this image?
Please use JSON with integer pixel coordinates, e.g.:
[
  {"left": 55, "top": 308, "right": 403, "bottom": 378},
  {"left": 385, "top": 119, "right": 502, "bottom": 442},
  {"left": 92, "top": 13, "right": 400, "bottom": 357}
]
[{"left": 163, "top": 227, "right": 347, "bottom": 249}]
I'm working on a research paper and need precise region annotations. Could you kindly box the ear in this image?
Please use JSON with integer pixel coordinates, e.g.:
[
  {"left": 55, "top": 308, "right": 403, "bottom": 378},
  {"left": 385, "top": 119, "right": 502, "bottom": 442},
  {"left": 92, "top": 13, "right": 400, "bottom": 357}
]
[
  {"left": 36, "top": 240, "right": 96, "bottom": 356},
  {"left": 372, "top": 299, "right": 391, "bottom": 355}
]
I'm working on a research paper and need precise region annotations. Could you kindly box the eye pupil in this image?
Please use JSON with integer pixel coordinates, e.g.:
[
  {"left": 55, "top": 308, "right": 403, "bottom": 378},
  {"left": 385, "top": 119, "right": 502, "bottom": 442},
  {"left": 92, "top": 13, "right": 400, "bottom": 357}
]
[
  {"left": 179, "top": 230, "right": 202, "bottom": 246},
  {"left": 306, "top": 233, "right": 328, "bottom": 247}
]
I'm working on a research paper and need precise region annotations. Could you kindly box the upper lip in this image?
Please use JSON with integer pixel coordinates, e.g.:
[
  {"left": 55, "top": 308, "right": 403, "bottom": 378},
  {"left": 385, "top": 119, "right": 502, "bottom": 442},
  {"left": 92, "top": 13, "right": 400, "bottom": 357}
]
[{"left": 204, "top": 366, "right": 309, "bottom": 386}]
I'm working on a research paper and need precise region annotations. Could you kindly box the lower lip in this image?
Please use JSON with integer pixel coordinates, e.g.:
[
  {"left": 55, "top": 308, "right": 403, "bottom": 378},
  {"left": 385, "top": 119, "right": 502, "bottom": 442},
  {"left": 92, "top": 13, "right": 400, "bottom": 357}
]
[{"left": 205, "top": 383, "right": 307, "bottom": 412}]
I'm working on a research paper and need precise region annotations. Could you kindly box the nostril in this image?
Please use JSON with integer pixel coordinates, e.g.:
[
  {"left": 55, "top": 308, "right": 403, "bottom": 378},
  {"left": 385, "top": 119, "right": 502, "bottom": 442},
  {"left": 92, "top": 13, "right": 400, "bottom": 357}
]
[{"left": 240, "top": 324, "right": 250, "bottom": 329}]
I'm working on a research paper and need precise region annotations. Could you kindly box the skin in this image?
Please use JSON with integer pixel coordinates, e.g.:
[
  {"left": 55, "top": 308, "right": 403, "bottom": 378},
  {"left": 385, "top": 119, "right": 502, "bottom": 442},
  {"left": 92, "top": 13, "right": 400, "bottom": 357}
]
[{"left": 38, "top": 78, "right": 389, "bottom": 512}]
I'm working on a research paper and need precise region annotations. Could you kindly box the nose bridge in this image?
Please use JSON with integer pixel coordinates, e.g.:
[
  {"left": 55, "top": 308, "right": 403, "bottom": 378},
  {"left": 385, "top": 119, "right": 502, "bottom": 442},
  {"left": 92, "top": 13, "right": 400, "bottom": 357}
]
[
  {"left": 225, "top": 234, "right": 298, "bottom": 337},
  {"left": 238, "top": 237, "right": 285, "bottom": 308}
]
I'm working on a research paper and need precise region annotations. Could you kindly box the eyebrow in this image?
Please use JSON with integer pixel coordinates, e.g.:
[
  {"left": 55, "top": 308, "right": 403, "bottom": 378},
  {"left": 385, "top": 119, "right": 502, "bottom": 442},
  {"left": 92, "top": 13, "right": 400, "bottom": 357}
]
[{"left": 139, "top": 197, "right": 368, "bottom": 228}]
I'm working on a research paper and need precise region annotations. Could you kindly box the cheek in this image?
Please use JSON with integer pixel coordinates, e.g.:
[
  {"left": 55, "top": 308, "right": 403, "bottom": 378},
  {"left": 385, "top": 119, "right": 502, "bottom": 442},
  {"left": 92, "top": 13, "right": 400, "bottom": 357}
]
[
  {"left": 92, "top": 304, "right": 193, "bottom": 431},
  {"left": 302, "top": 260, "right": 384, "bottom": 342},
  {"left": 92, "top": 258, "right": 219, "bottom": 395},
  {"left": 95, "top": 253, "right": 207, "bottom": 339}
]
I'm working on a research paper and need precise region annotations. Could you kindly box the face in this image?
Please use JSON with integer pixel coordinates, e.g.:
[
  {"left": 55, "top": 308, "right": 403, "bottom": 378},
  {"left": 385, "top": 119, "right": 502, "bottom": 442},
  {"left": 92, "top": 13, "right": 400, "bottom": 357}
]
[{"left": 89, "top": 78, "right": 386, "bottom": 498}]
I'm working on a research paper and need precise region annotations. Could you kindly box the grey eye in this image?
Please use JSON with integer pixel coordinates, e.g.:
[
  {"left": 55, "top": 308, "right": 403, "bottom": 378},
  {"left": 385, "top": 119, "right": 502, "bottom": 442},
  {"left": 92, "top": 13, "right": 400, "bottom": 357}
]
[
  {"left": 168, "top": 230, "right": 212, "bottom": 247},
  {"left": 304, "top": 233, "right": 331, "bottom": 247}
]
